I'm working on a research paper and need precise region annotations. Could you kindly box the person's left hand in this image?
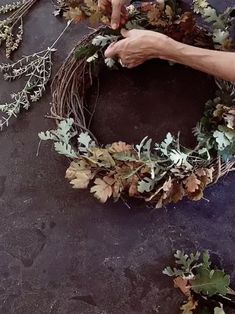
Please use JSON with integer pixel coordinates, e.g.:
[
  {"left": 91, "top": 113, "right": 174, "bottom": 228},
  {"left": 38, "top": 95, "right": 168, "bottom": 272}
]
[{"left": 105, "top": 29, "right": 170, "bottom": 68}]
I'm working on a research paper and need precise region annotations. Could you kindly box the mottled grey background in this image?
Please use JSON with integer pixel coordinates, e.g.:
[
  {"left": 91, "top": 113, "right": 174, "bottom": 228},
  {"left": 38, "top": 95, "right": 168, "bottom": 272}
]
[{"left": 0, "top": 0, "right": 234, "bottom": 313}]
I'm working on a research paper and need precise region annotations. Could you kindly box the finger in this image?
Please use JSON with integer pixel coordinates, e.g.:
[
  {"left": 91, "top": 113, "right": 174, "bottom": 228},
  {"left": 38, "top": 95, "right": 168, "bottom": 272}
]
[
  {"left": 105, "top": 42, "right": 119, "bottom": 58},
  {"left": 111, "top": 0, "right": 122, "bottom": 29},
  {"left": 121, "top": 28, "right": 129, "bottom": 38}
]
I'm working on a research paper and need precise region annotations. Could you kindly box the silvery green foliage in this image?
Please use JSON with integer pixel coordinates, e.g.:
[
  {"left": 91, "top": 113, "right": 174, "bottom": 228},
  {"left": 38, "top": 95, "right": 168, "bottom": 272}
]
[
  {"left": 92, "top": 35, "right": 118, "bottom": 47},
  {"left": 163, "top": 250, "right": 202, "bottom": 279},
  {"left": 138, "top": 177, "right": 155, "bottom": 193},
  {"left": 0, "top": 1, "right": 23, "bottom": 14},
  {"left": 214, "top": 306, "right": 226, "bottom": 314},
  {"left": 104, "top": 57, "right": 115, "bottom": 68},
  {"left": 39, "top": 118, "right": 78, "bottom": 158},
  {"left": 39, "top": 119, "right": 96, "bottom": 157},
  {"left": 86, "top": 53, "right": 98, "bottom": 63},
  {"left": 78, "top": 132, "right": 95, "bottom": 153},
  {"left": 0, "top": 48, "right": 55, "bottom": 130}
]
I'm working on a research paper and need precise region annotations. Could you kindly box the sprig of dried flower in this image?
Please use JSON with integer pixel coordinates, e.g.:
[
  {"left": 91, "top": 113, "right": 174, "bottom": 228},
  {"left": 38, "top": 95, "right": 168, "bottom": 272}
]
[
  {"left": 0, "top": 0, "right": 38, "bottom": 58},
  {"left": 0, "top": 1, "right": 23, "bottom": 14},
  {"left": 0, "top": 48, "right": 54, "bottom": 129},
  {"left": 0, "top": 21, "right": 71, "bottom": 129}
]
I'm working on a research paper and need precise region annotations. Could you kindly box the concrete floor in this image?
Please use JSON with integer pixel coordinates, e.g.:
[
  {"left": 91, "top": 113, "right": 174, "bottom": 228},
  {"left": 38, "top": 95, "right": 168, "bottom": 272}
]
[{"left": 0, "top": 0, "right": 235, "bottom": 313}]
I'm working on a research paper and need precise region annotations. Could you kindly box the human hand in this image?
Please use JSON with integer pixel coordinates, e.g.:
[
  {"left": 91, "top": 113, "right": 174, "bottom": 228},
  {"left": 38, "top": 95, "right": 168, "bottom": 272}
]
[
  {"left": 105, "top": 29, "right": 173, "bottom": 68},
  {"left": 98, "top": 0, "right": 129, "bottom": 29}
]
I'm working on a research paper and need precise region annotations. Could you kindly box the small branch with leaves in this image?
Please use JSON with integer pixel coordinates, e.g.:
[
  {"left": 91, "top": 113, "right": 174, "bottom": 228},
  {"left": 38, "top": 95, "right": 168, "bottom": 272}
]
[
  {"left": 0, "top": 21, "right": 71, "bottom": 130},
  {"left": 0, "top": 0, "right": 39, "bottom": 58},
  {"left": 163, "top": 250, "right": 235, "bottom": 314},
  {"left": 0, "top": 48, "right": 55, "bottom": 129}
]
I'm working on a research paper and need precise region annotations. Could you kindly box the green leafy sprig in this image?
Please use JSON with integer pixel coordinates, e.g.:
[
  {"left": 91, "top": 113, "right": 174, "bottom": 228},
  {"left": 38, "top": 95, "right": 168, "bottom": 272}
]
[{"left": 163, "top": 250, "right": 233, "bottom": 314}]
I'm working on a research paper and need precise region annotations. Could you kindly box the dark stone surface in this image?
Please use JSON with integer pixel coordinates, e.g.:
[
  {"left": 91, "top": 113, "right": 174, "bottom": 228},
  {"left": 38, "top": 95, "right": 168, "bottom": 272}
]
[{"left": 0, "top": 0, "right": 235, "bottom": 313}]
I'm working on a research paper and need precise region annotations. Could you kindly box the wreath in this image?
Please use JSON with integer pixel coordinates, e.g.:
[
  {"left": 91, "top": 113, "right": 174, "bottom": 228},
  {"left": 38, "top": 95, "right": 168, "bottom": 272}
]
[{"left": 39, "top": 0, "right": 235, "bottom": 208}]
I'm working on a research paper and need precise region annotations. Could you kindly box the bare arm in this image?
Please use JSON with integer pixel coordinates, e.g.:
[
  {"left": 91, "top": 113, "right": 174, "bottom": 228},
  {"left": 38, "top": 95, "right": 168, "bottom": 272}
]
[
  {"left": 105, "top": 29, "right": 235, "bottom": 83},
  {"left": 159, "top": 37, "right": 235, "bottom": 83}
]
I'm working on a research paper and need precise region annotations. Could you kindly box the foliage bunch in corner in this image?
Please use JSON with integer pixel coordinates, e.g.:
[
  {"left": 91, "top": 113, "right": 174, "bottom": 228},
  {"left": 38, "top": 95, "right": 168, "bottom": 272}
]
[
  {"left": 163, "top": 250, "right": 234, "bottom": 314},
  {"left": 0, "top": 0, "right": 38, "bottom": 58},
  {"left": 0, "top": 48, "right": 55, "bottom": 129}
]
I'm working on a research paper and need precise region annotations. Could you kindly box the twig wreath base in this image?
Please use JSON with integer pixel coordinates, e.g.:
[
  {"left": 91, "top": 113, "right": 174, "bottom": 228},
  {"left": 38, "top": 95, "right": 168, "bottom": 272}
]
[{"left": 39, "top": 0, "right": 235, "bottom": 208}]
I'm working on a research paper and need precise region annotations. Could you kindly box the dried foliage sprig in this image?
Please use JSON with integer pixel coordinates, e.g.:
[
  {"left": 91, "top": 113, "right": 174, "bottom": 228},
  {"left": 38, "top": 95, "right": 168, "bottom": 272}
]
[
  {"left": 0, "top": 21, "right": 71, "bottom": 130},
  {"left": 0, "top": 48, "right": 54, "bottom": 129},
  {"left": 0, "top": 0, "right": 38, "bottom": 58},
  {"left": 163, "top": 250, "right": 235, "bottom": 314},
  {"left": 39, "top": 0, "right": 235, "bottom": 208},
  {"left": 0, "top": 1, "right": 23, "bottom": 14}
]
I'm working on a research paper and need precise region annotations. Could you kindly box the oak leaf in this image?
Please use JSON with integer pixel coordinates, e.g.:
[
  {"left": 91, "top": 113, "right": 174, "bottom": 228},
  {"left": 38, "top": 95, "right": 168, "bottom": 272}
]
[
  {"left": 184, "top": 173, "right": 201, "bottom": 193},
  {"left": 69, "top": 169, "right": 92, "bottom": 189},
  {"left": 84, "top": 0, "right": 98, "bottom": 12},
  {"left": 195, "top": 168, "right": 214, "bottom": 186},
  {"left": 109, "top": 141, "right": 132, "bottom": 153},
  {"left": 174, "top": 277, "right": 191, "bottom": 296},
  {"left": 147, "top": 6, "right": 166, "bottom": 26},
  {"left": 89, "top": 11, "right": 102, "bottom": 26},
  {"left": 64, "top": 7, "right": 84, "bottom": 23},
  {"left": 171, "top": 182, "right": 185, "bottom": 203},
  {"left": 128, "top": 175, "right": 139, "bottom": 197},
  {"left": 188, "top": 189, "right": 204, "bottom": 201},
  {"left": 90, "top": 148, "right": 116, "bottom": 167},
  {"left": 90, "top": 178, "right": 113, "bottom": 203},
  {"left": 65, "top": 160, "right": 89, "bottom": 180}
]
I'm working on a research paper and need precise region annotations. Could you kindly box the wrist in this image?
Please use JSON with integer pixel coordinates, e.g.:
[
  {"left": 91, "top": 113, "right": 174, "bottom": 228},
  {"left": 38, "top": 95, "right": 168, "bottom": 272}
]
[{"left": 151, "top": 33, "right": 181, "bottom": 61}]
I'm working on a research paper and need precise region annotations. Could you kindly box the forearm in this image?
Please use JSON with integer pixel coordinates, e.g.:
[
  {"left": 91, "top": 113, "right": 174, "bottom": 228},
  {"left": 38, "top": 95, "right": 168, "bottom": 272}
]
[{"left": 157, "top": 37, "right": 235, "bottom": 82}]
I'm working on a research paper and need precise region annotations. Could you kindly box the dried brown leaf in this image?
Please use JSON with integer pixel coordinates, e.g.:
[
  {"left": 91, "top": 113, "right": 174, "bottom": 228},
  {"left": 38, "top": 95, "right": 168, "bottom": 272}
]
[
  {"left": 147, "top": 6, "right": 165, "bottom": 26},
  {"left": 90, "top": 178, "right": 113, "bottom": 203},
  {"left": 109, "top": 141, "right": 132, "bottom": 153},
  {"left": 174, "top": 277, "right": 191, "bottom": 296},
  {"left": 171, "top": 182, "right": 185, "bottom": 203},
  {"left": 84, "top": 0, "right": 98, "bottom": 12},
  {"left": 89, "top": 11, "right": 102, "bottom": 26},
  {"left": 65, "top": 160, "right": 89, "bottom": 180},
  {"left": 90, "top": 148, "right": 116, "bottom": 167},
  {"left": 128, "top": 175, "right": 139, "bottom": 197},
  {"left": 180, "top": 296, "right": 198, "bottom": 314},
  {"left": 70, "top": 170, "right": 92, "bottom": 189},
  {"left": 64, "top": 7, "right": 85, "bottom": 22},
  {"left": 188, "top": 188, "right": 204, "bottom": 201},
  {"left": 184, "top": 173, "right": 201, "bottom": 193}
]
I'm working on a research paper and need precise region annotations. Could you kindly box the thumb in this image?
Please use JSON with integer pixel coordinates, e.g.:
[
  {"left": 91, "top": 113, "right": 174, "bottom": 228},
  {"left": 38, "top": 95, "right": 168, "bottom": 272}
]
[
  {"left": 105, "top": 42, "right": 118, "bottom": 58},
  {"left": 121, "top": 28, "right": 129, "bottom": 38},
  {"left": 111, "top": 0, "right": 122, "bottom": 29}
]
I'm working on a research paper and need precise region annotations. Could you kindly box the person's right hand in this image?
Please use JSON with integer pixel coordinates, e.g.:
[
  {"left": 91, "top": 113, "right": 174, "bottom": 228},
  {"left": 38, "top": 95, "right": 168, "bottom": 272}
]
[{"left": 98, "top": 0, "right": 129, "bottom": 29}]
